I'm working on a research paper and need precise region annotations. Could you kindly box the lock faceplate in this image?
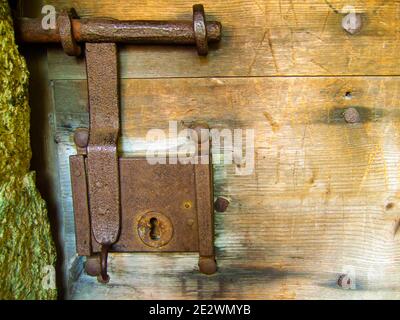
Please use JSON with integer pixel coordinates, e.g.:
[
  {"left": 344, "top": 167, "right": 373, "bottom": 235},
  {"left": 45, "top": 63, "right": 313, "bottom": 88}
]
[
  {"left": 71, "top": 157, "right": 214, "bottom": 253},
  {"left": 70, "top": 155, "right": 216, "bottom": 276}
]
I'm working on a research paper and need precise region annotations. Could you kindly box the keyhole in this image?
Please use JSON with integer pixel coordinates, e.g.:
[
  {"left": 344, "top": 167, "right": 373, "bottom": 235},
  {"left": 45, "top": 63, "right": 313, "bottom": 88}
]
[{"left": 149, "top": 218, "right": 161, "bottom": 241}]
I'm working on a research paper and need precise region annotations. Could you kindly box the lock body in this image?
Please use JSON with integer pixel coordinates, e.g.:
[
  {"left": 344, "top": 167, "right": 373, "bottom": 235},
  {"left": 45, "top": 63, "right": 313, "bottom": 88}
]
[
  {"left": 70, "top": 155, "right": 216, "bottom": 276},
  {"left": 73, "top": 159, "right": 212, "bottom": 253}
]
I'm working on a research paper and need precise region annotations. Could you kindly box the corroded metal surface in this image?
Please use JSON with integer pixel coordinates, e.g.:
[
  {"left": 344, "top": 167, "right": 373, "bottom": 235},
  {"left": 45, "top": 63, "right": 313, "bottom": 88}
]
[
  {"left": 57, "top": 9, "right": 81, "bottom": 56},
  {"left": 214, "top": 196, "right": 230, "bottom": 213},
  {"left": 85, "top": 43, "right": 120, "bottom": 247},
  {"left": 15, "top": 5, "right": 221, "bottom": 56},
  {"left": 85, "top": 43, "right": 121, "bottom": 283},
  {"left": 73, "top": 128, "right": 89, "bottom": 155},
  {"left": 93, "top": 158, "right": 201, "bottom": 253},
  {"left": 194, "top": 133, "right": 217, "bottom": 275},
  {"left": 71, "top": 154, "right": 215, "bottom": 279},
  {"left": 14, "top": 17, "right": 61, "bottom": 43},
  {"left": 84, "top": 255, "right": 101, "bottom": 277},
  {"left": 193, "top": 4, "right": 208, "bottom": 56},
  {"left": 76, "top": 18, "right": 221, "bottom": 46},
  {"left": 72, "top": 156, "right": 214, "bottom": 254},
  {"left": 69, "top": 155, "right": 91, "bottom": 256}
]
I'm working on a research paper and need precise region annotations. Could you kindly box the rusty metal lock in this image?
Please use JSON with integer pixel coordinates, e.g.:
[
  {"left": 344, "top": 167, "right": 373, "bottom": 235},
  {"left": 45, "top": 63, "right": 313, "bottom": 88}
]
[
  {"left": 15, "top": 4, "right": 221, "bottom": 283},
  {"left": 48, "top": 5, "right": 221, "bottom": 283}
]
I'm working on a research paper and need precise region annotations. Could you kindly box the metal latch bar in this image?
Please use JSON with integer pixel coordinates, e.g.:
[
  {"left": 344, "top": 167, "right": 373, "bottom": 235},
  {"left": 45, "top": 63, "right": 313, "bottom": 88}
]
[
  {"left": 84, "top": 43, "right": 120, "bottom": 282},
  {"left": 85, "top": 43, "right": 120, "bottom": 246},
  {"left": 14, "top": 5, "right": 221, "bottom": 56}
]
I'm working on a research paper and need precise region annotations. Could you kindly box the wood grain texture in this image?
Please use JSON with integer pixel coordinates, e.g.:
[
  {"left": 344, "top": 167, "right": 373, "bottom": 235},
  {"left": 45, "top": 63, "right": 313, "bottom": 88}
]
[
  {"left": 45, "top": 0, "right": 400, "bottom": 79},
  {"left": 52, "top": 77, "right": 400, "bottom": 299}
]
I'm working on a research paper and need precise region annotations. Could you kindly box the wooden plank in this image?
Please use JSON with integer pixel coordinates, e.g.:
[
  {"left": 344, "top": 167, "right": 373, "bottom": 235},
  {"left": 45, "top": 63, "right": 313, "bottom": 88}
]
[
  {"left": 53, "top": 77, "right": 400, "bottom": 299},
  {"left": 46, "top": 0, "right": 400, "bottom": 79},
  {"left": 71, "top": 253, "right": 400, "bottom": 300}
]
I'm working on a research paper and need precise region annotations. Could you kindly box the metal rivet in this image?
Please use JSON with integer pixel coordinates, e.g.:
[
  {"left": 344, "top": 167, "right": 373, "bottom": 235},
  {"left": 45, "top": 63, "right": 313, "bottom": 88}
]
[
  {"left": 198, "top": 256, "right": 217, "bottom": 275},
  {"left": 73, "top": 128, "right": 89, "bottom": 148},
  {"left": 337, "top": 274, "right": 352, "bottom": 288},
  {"left": 214, "top": 196, "right": 230, "bottom": 212},
  {"left": 193, "top": 4, "right": 208, "bottom": 56},
  {"left": 58, "top": 9, "right": 82, "bottom": 56},
  {"left": 187, "top": 219, "right": 195, "bottom": 227},
  {"left": 85, "top": 255, "right": 101, "bottom": 276},
  {"left": 343, "top": 107, "right": 360, "bottom": 124},
  {"left": 342, "top": 13, "right": 362, "bottom": 35}
]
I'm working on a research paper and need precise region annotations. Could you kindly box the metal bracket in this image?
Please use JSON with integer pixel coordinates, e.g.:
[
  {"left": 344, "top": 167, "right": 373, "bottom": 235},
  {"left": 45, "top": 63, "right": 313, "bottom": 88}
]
[
  {"left": 14, "top": 3, "right": 221, "bottom": 283},
  {"left": 59, "top": 5, "right": 220, "bottom": 283}
]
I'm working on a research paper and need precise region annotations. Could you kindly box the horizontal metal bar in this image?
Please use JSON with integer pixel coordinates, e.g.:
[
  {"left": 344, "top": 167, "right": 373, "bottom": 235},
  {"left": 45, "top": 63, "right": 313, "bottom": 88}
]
[{"left": 14, "top": 17, "right": 221, "bottom": 45}]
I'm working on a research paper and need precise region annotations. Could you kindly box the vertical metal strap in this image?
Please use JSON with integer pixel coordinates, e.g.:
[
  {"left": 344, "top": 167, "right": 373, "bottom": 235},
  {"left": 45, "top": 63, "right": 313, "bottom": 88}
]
[
  {"left": 69, "top": 155, "right": 91, "bottom": 256},
  {"left": 195, "top": 149, "right": 215, "bottom": 258},
  {"left": 85, "top": 43, "right": 120, "bottom": 246}
]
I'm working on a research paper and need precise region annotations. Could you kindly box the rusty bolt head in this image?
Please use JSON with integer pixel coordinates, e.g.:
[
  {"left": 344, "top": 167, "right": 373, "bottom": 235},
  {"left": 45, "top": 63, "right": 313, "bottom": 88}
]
[
  {"left": 198, "top": 256, "right": 217, "bottom": 275},
  {"left": 343, "top": 107, "right": 360, "bottom": 124},
  {"left": 193, "top": 4, "right": 208, "bottom": 56},
  {"left": 214, "top": 196, "right": 230, "bottom": 212},
  {"left": 74, "top": 128, "right": 89, "bottom": 148},
  {"left": 337, "top": 274, "right": 352, "bottom": 288},
  {"left": 85, "top": 255, "right": 101, "bottom": 277},
  {"left": 342, "top": 13, "right": 363, "bottom": 35}
]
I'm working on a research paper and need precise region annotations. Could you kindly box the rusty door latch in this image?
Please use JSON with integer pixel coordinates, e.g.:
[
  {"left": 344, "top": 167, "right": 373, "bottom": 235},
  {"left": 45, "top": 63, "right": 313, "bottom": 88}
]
[{"left": 15, "top": 5, "right": 221, "bottom": 283}]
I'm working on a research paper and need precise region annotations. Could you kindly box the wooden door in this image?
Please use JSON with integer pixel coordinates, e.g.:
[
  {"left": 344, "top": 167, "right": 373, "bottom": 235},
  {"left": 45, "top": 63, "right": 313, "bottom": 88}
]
[{"left": 25, "top": 0, "right": 400, "bottom": 299}]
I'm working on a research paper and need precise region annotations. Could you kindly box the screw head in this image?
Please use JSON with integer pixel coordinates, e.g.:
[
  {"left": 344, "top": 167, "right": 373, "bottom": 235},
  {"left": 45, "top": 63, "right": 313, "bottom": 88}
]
[
  {"left": 337, "top": 274, "right": 352, "bottom": 288},
  {"left": 342, "top": 13, "right": 362, "bottom": 35},
  {"left": 85, "top": 255, "right": 101, "bottom": 277},
  {"left": 198, "top": 257, "right": 217, "bottom": 275},
  {"left": 214, "top": 197, "right": 230, "bottom": 212},
  {"left": 74, "top": 128, "right": 89, "bottom": 148},
  {"left": 343, "top": 107, "right": 360, "bottom": 124}
]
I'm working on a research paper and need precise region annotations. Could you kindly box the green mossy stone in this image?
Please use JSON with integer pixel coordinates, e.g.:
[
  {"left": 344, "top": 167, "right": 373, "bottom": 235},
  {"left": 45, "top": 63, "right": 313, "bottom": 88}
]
[{"left": 0, "top": 0, "right": 57, "bottom": 299}]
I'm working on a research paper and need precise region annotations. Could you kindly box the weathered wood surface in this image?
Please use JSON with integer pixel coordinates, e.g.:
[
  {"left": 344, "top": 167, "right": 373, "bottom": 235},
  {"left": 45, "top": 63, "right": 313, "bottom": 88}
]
[
  {"left": 52, "top": 77, "right": 400, "bottom": 299},
  {"left": 46, "top": 0, "right": 400, "bottom": 79}
]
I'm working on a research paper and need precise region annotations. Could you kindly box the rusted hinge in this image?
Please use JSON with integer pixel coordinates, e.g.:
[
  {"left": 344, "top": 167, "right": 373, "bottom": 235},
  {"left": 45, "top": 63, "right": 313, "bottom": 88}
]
[{"left": 16, "top": 4, "right": 221, "bottom": 283}]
